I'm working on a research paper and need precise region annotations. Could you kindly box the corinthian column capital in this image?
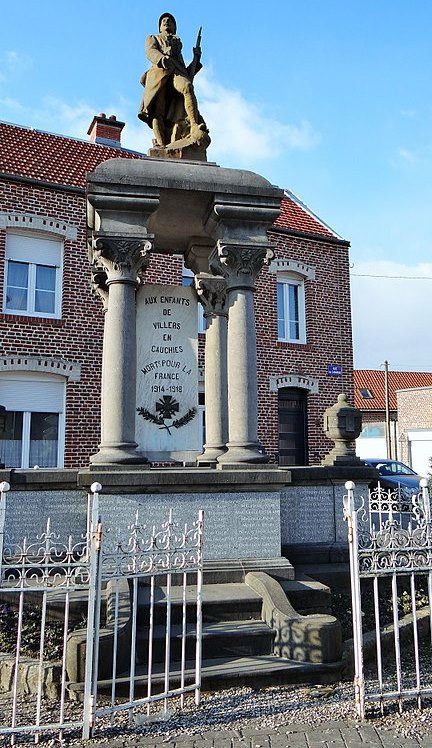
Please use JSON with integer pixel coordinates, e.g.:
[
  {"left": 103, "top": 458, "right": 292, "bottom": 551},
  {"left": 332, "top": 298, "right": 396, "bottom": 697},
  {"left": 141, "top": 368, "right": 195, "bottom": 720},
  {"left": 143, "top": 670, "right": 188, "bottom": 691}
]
[
  {"left": 91, "top": 236, "right": 153, "bottom": 284},
  {"left": 209, "top": 240, "right": 275, "bottom": 291},
  {"left": 91, "top": 268, "right": 109, "bottom": 311},
  {"left": 194, "top": 273, "right": 227, "bottom": 317}
]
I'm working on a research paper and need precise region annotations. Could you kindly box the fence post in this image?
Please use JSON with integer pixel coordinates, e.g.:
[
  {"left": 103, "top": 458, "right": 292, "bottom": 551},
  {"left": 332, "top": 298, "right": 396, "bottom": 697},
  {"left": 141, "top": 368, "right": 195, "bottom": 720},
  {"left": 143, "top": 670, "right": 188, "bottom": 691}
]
[
  {"left": 82, "top": 482, "right": 103, "bottom": 740},
  {"left": 0, "top": 481, "right": 10, "bottom": 579},
  {"left": 195, "top": 509, "right": 204, "bottom": 706},
  {"left": 343, "top": 480, "right": 365, "bottom": 718}
]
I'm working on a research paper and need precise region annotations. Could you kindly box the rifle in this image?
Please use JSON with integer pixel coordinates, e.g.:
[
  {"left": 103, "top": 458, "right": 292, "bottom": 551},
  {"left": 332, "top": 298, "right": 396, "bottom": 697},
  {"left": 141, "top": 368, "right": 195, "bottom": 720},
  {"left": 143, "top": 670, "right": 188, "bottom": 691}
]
[{"left": 188, "top": 26, "right": 202, "bottom": 80}]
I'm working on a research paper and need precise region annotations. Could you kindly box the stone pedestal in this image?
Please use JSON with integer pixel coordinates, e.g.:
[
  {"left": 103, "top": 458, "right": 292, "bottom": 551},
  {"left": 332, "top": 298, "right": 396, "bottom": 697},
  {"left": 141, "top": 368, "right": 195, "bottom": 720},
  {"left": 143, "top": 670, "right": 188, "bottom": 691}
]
[{"left": 322, "top": 393, "right": 363, "bottom": 466}]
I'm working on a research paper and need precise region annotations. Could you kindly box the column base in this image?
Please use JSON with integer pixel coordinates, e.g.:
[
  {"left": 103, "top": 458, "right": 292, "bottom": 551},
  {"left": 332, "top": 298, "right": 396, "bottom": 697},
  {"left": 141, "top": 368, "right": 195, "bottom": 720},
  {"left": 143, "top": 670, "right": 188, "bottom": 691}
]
[
  {"left": 196, "top": 445, "right": 227, "bottom": 467},
  {"left": 89, "top": 442, "right": 149, "bottom": 467},
  {"left": 217, "top": 443, "right": 270, "bottom": 468}
]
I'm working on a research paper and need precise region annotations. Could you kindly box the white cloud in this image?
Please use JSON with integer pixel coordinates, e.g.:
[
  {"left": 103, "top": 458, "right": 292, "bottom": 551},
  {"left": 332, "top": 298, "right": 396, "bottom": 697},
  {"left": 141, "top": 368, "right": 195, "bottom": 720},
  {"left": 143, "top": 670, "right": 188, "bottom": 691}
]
[
  {"left": 0, "top": 63, "right": 321, "bottom": 162},
  {"left": 195, "top": 69, "right": 321, "bottom": 164},
  {"left": 0, "top": 50, "right": 32, "bottom": 81},
  {"left": 397, "top": 147, "right": 418, "bottom": 165},
  {"left": 350, "top": 261, "right": 432, "bottom": 371},
  {"left": 33, "top": 97, "right": 97, "bottom": 138},
  {"left": 0, "top": 96, "right": 25, "bottom": 112}
]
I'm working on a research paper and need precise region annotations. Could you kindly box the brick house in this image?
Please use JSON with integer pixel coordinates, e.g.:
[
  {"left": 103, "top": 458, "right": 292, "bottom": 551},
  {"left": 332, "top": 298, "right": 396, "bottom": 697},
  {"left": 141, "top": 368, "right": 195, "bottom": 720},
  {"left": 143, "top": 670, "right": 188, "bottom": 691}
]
[
  {"left": 0, "top": 116, "right": 354, "bottom": 469},
  {"left": 354, "top": 369, "right": 432, "bottom": 471}
]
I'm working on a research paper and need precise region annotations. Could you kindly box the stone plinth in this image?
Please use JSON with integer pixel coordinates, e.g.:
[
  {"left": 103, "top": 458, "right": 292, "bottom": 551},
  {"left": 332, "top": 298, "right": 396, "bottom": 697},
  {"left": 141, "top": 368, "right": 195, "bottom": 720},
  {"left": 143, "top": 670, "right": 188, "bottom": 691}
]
[{"left": 0, "top": 467, "right": 292, "bottom": 577}]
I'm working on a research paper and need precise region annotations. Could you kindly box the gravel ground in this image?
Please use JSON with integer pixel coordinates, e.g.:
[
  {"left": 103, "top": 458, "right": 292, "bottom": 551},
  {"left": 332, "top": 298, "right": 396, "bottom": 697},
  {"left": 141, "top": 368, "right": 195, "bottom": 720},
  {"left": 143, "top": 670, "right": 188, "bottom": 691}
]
[{"left": 2, "top": 680, "right": 432, "bottom": 746}]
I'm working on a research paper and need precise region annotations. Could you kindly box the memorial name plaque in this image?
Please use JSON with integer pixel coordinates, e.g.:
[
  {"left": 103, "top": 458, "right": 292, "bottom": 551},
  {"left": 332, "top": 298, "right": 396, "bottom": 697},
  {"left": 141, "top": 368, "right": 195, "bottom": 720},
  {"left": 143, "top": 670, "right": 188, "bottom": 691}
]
[{"left": 136, "top": 284, "right": 200, "bottom": 461}]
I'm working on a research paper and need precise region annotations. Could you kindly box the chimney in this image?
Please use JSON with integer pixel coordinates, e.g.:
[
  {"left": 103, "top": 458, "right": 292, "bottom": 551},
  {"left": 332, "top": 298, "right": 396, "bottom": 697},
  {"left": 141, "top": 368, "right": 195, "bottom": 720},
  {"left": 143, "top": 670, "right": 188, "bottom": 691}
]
[{"left": 87, "top": 113, "right": 125, "bottom": 148}]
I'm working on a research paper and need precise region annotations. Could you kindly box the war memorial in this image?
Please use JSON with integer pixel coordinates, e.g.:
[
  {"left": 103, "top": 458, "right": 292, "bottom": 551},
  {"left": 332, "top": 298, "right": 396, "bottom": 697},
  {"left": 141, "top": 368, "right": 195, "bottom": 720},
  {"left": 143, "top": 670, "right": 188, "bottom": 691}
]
[{"left": 0, "top": 13, "right": 374, "bottom": 696}]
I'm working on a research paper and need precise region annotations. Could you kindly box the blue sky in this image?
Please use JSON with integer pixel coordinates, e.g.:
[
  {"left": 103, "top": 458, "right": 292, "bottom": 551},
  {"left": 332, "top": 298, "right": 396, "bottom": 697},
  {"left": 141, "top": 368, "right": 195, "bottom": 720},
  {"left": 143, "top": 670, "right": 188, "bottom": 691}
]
[{"left": 1, "top": 0, "right": 432, "bottom": 371}]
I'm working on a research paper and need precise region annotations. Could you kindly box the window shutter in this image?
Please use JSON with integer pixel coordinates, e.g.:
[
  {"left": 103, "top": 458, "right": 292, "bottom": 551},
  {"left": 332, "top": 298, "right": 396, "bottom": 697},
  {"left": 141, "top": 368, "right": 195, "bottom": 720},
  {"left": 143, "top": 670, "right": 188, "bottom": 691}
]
[
  {"left": 0, "top": 378, "right": 65, "bottom": 412},
  {"left": 6, "top": 233, "right": 61, "bottom": 266}
]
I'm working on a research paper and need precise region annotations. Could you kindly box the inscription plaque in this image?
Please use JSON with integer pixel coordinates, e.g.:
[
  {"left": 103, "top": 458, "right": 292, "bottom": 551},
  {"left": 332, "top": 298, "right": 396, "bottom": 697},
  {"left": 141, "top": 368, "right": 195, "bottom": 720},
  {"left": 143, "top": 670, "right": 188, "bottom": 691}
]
[{"left": 136, "top": 284, "right": 199, "bottom": 461}]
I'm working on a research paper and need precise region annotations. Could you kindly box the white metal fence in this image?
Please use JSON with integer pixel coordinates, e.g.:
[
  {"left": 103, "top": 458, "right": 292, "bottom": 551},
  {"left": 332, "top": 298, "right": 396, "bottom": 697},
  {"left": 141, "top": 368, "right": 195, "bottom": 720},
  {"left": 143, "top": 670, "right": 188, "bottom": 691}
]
[
  {"left": 0, "top": 480, "right": 204, "bottom": 743},
  {"left": 344, "top": 478, "right": 432, "bottom": 718}
]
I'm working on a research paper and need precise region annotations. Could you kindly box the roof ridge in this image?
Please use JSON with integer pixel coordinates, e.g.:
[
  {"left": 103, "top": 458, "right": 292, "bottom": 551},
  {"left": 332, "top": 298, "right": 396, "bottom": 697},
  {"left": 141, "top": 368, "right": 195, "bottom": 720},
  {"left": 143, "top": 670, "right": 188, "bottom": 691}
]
[
  {"left": 0, "top": 119, "right": 145, "bottom": 157},
  {"left": 283, "top": 188, "right": 342, "bottom": 240}
]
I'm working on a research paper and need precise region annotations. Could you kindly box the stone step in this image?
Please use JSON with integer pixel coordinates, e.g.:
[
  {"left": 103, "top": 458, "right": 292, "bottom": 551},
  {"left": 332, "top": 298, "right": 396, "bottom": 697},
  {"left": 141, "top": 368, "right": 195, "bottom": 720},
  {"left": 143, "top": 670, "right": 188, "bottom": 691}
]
[
  {"left": 137, "top": 582, "right": 263, "bottom": 624},
  {"left": 69, "top": 655, "right": 344, "bottom": 697},
  {"left": 280, "top": 574, "right": 332, "bottom": 615},
  {"left": 136, "top": 619, "right": 275, "bottom": 661}
]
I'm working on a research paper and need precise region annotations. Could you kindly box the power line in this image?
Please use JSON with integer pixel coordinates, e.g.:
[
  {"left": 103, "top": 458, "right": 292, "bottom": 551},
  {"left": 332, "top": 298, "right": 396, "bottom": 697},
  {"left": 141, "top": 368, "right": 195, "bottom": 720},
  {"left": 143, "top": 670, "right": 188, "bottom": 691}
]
[{"left": 351, "top": 273, "right": 432, "bottom": 279}]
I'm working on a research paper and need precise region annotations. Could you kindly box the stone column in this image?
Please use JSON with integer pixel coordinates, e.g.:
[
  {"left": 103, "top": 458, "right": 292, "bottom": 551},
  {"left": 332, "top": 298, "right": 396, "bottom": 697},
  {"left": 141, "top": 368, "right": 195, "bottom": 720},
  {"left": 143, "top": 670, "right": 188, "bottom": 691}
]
[
  {"left": 210, "top": 241, "right": 274, "bottom": 465},
  {"left": 89, "top": 237, "right": 152, "bottom": 465},
  {"left": 194, "top": 274, "right": 228, "bottom": 466}
]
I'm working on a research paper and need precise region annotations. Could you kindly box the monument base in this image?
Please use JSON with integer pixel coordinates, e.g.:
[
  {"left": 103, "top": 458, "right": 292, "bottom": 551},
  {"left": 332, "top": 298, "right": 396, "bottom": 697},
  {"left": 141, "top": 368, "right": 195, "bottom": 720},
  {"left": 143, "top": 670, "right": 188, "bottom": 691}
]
[
  {"left": 321, "top": 451, "right": 365, "bottom": 467},
  {"left": 89, "top": 442, "right": 149, "bottom": 466},
  {"left": 217, "top": 442, "right": 271, "bottom": 467},
  {"left": 147, "top": 128, "right": 211, "bottom": 162},
  {"left": 196, "top": 445, "right": 227, "bottom": 467}
]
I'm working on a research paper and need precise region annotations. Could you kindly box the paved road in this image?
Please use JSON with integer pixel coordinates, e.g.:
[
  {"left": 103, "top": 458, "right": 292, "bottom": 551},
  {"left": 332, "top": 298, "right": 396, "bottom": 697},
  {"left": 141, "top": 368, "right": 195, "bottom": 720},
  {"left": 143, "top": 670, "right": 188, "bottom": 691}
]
[{"left": 98, "top": 721, "right": 432, "bottom": 748}]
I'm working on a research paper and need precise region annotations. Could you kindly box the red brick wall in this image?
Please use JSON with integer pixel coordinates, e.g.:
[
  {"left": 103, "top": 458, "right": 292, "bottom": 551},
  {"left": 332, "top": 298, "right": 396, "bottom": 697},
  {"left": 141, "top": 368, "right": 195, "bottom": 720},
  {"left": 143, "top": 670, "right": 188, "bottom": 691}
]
[
  {"left": 397, "top": 388, "right": 432, "bottom": 464},
  {"left": 0, "top": 179, "right": 104, "bottom": 466},
  {"left": 257, "top": 231, "right": 354, "bottom": 463}
]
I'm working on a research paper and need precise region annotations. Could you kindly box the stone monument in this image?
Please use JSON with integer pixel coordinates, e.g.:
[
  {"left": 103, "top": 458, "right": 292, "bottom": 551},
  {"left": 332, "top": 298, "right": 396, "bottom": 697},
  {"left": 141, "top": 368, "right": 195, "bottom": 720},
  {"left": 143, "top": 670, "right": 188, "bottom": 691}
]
[{"left": 84, "top": 13, "right": 295, "bottom": 573}]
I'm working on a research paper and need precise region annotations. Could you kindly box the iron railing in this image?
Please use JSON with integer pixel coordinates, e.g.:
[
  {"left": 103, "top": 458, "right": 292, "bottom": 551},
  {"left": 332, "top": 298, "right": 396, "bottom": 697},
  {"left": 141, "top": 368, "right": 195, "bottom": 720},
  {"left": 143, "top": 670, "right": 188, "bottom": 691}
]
[
  {"left": 0, "top": 480, "right": 204, "bottom": 743},
  {"left": 344, "top": 478, "right": 432, "bottom": 718}
]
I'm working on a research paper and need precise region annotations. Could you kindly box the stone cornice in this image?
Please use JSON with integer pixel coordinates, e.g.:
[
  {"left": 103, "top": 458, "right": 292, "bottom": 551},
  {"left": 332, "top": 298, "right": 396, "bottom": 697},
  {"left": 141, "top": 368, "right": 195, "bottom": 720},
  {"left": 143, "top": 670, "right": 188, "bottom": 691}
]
[
  {"left": 0, "top": 356, "right": 81, "bottom": 381},
  {"left": 0, "top": 212, "right": 78, "bottom": 240}
]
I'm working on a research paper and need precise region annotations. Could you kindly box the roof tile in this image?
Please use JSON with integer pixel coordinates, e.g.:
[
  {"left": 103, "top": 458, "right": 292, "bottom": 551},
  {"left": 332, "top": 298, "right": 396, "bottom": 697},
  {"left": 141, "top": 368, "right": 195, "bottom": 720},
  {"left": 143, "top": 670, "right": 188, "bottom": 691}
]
[
  {"left": 354, "top": 370, "right": 432, "bottom": 410},
  {"left": 0, "top": 121, "right": 343, "bottom": 239},
  {"left": 0, "top": 121, "right": 142, "bottom": 188}
]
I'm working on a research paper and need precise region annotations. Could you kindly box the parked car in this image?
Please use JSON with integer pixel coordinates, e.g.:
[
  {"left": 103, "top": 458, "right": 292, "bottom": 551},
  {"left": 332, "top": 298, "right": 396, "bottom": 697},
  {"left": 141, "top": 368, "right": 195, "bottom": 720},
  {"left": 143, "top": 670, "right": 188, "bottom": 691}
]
[{"left": 364, "top": 458, "right": 423, "bottom": 496}]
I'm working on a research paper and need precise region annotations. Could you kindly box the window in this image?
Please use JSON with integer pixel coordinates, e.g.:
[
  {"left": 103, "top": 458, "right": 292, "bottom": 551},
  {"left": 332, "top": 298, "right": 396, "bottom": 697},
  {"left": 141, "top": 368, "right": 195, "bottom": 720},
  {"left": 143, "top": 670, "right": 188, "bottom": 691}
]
[
  {"left": 4, "top": 232, "right": 62, "bottom": 318},
  {"left": 0, "top": 374, "right": 65, "bottom": 468},
  {"left": 360, "top": 388, "right": 374, "bottom": 399},
  {"left": 360, "top": 422, "right": 385, "bottom": 439},
  {"left": 277, "top": 276, "right": 306, "bottom": 343},
  {"left": 182, "top": 267, "right": 206, "bottom": 333}
]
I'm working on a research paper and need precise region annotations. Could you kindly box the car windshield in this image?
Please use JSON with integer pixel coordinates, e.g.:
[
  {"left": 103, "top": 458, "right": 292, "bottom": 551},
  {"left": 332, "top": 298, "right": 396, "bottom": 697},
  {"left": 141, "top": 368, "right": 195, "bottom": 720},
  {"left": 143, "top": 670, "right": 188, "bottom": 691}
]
[{"left": 375, "top": 461, "right": 417, "bottom": 476}]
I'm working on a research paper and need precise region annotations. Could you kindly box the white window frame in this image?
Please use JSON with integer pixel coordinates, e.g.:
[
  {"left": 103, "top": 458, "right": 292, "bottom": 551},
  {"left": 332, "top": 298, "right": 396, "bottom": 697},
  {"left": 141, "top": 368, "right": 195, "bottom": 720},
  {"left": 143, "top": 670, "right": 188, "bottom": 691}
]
[
  {"left": 277, "top": 274, "right": 306, "bottom": 344},
  {"left": 0, "top": 372, "right": 66, "bottom": 468},
  {"left": 3, "top": 231, "right": 63, "bottom": 318}
]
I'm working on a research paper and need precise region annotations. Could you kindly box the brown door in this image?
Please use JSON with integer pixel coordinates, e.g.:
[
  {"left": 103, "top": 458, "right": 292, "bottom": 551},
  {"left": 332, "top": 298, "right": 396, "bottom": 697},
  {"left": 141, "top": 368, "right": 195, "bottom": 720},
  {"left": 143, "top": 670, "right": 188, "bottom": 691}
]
[{"left": 278, "top": 388, "right": 308, "bottom": 466}]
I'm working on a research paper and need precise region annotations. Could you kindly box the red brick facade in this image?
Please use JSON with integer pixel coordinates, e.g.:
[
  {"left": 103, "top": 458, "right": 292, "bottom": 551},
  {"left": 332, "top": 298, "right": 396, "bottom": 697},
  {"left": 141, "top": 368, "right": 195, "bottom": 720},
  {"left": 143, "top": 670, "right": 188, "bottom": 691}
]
[{"left": 0, "top": 119, "right": 354, "bottom": 467}]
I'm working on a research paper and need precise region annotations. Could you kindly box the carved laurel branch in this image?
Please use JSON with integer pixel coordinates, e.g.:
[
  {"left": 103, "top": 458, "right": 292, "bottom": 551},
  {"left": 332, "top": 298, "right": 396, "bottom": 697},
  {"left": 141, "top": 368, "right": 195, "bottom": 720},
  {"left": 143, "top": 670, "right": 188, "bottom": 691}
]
[
  {"left": 136, "top": 406, "right": 197, "bottom": 431},
  {"left": 136, "top": 407, "right": 164, "bottom": 426},
  {"left": 171, "top": 407, "right": 197, "bottom": 429}
]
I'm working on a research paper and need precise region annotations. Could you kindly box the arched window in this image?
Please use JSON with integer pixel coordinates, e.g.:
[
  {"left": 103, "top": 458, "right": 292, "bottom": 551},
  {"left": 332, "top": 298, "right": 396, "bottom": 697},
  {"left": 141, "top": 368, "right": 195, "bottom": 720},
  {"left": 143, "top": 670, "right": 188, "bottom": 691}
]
[
  {"left": 269, "top": 259, "right": 315, "bottom": 345},
  {"left": 277, "top": 275, "right": 306, "bottom": 343}
]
